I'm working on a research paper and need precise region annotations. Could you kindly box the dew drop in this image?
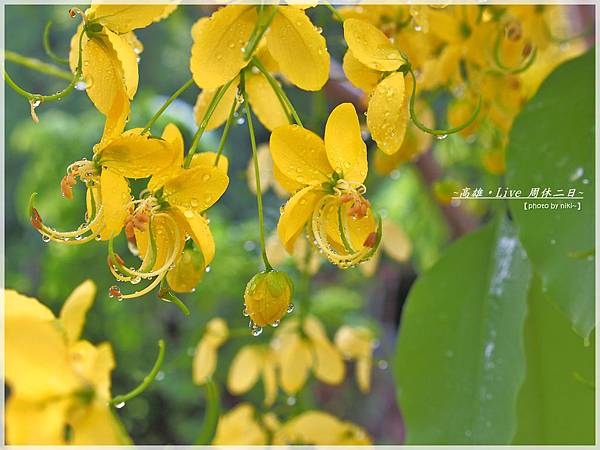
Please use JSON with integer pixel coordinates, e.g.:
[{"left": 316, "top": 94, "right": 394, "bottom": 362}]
[
  {"left": 205, "top": 265, "right": 211, "bottom": 273},
  {"left": 115, "top": 402, "right": 125, "bottom": 409},
  {"left": 286, "top": 396, "right": 296, "bottom": 405},
  {"left": 236, "top": 117, "right": 245, "bottom": 125},
  {"left": 271, "top": 320, "right": 280, "bottom": 328},
  {"left": 155, "top": 370, "right": 165, "bottom": 381},
  {"left": 41, "top": 235, "right": 51, "bottom": 243},
  {"left": 287, "top": 303, "right": 295, "bottom": 313},
  {"left": 251, "top": 326, "right": 263, "bottom": 337},
  {"left": 242, "top": 307, "right": 249, "bottom": 317},
  {"left": 377, "top": 359, "right": 389, "bottom": 370},
  {"left": 201, "top": 173, "right": 211, "bottom": 182},
  {"left": 435, "top": 134, "right": 448, "bottom": 140},
  {"left": 75, "top": 79, "right": 87, "bottom": 91}
]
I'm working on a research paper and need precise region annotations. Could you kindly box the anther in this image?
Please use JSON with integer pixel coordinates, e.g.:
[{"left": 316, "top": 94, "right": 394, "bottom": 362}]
[
  {"left": 30, "top": 208, "right": 43, "bottom": 230},
  {"left": 363, "top": 232, "right": 378, "bottom": 248}
]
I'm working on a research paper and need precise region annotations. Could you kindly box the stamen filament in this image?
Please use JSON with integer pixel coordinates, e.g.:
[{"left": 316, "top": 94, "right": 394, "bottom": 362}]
[
  {"left": 493, "top": 32, "right": 537, "bottom": 74},
  {"left": 43, "top": 21, "right": 69, "bottom": 65}
]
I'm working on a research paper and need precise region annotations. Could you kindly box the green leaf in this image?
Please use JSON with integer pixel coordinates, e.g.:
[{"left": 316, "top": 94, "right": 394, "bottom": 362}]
[
  {"left": 506, "top": 50, "right": 595, "bottom": 339},
  {"left": 514, "top": 276, "right": 595, "bottom": 444},
  {"left": 394, "top": 216, "right": 531, "bottom": 444}
]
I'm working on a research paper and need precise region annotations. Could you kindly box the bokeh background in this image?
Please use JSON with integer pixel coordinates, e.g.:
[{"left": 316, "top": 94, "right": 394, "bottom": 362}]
[{"left": 4, "top": 4, "right": 595, "bottom": 445}]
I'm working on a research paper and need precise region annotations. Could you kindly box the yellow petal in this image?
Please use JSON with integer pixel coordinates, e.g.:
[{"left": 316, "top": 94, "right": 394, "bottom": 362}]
[
  {"left": 148, "top": 123, "right": 185, "bottom": 191},
  {"left": 87, "top": 4, "right": 177, "bottom": 33},
  {"left": 270, "top": 124, "right": 332, "bottom": 184},
  {"left": 213, "top": 403, "right": 267, "bottom": 445},
  {"left": 167, "top": 246, "right": 206, "bottom": 293},
  {"left": 342, "top": 50, "right": 381, "bottom": 92},
  {"left": 273, "top": 411, "right": 351, "bottom": 445},
  {"left": 190, "top": 152, "right": 229, "bottom": 174},
  {"left": 359, "top": 246, "right": 381, "bottom": 277},
  {"left": 303, "top": 315, "right": 345, "bottom": 385},
  {"left": 367, "top": 72, "right": 408, "bottom": 155},
  {"left": 227, "top": 345, "right": 263, "bottom": 394},
  {"left": 273, "top": 162, "right": 304, "bottom": 193},
  {"left": 381, "top": 219, "right": 412, "bottom": 262},
  {"left": 246, "top": 72, "right": 289, "bottom": 131},
  {"left": 135, "top": 213, "right": 178, "bottom": 271},
  {"left": 194, "top": 78, "right": 239, "bottom": 131},
  {"left": 6, "top": 397, "right": 70, "bottom": 445},
  {"left": 266, "top": 7, "right": 329, "bottom": 90},
  {"left": 162, "top": 165, "right": 229, "bottom": 211},
  {"left": 104, "top": 29, "right": 138, "bottom": 100},
  {"left": 59, "top": 280, "right": 96, "bottom": 344},
  {"left": 262, "top": 355, "right": 278, "bottom": 406},
  {"left": 247, "top": 143, "right": 274, "bottom": 194},
  {"left": 99, "top": 168, "right": 130, "bottom": 240},
  {"left": 70, "top": 402, "right": 131, "bottom": 444},
  {"left": 343, "top": 18, "right": 403, "bottom": 71},
  {"left": 69, "top": 341, "right": 115, "bottom": 400},
  {"left": 356, "top": 357, "right": 372, "bottom": 393},
  {"left": 324, "top": 103, "right": 367, "bottom": 183},
  {"left": 173, "top": 207, "right": 215, "bottom": 265},
  {"left": 334, "top": 325, "right": 374, "bottom": 359},
  {"left": 5, "top": 290, "right": 78, "bottom": 398},
  {"left": 98, "top": 129, "right": 177, "bottom": 178},
  {"left": 190, "top": 7, "right": 256, "bottom": 89},
  {"left": 277, "top": 332, "right": 312, "bottom": 394},
  {"left": 427, "top": 8, "right": 463, "bottom": 44},
  {"left": 277, "top": 185, "right": 323, "bottom": 252},
  {"left": 192, "top": 340, "right": 218, "bottom": 385}
]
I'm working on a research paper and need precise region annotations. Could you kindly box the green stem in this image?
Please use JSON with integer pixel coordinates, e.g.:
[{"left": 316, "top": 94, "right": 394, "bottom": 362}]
[
  {"left": 4, "top": 29, "right": 85, "bottom": 103},
  {"left": 183, "top": 78, "right": 236, "bottom": 168},
  {"left": 109, "top": 339, "right": 165, "bottom": 406},
  {"left": 214, "top": 96, "right": 238, "bottom": 166},
  {"left": 142, "top": 78, "right": 195, "bottom": 134},
  {"left": 5, "top": 50, "right": 71, "bottom": 81},
  {"left": 243, "top": 5, "right": 278, "bottom": 61},
  {"left": 241, "top": 72, "right": 273, "bottom": 272},
  {"left": 43, "top": 21, "right": 69, "bottom": 65},
  {"left": 250, "top": 57, "right": 302, "bottom": 127},
  {"left": 158, "top": 279, "right": 191, "bottom": 316},
  {"left": 195, "top": 380, "right": 221, "bottom": 445},
  {"left": 323, "top": 2, "right": 344, "bottom": 22},
  {"left": 408, "top": 68, "right": 481, "bottom": 137}
]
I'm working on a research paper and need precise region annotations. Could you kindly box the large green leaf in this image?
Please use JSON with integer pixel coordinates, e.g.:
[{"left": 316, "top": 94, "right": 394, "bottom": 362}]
[
  {"left": 506, "top": 51, "right": 595, "bottom": 339},
  {"left": 514, "top": 277, "right": 595, "bottom": 444},
  {"left": 394, "top": 216, "right": 531, "bottom": 444}
]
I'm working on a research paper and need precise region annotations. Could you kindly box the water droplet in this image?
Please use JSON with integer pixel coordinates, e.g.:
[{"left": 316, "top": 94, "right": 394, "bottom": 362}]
[
  {"left": 251, "top": 326, "right": 263, "bottom": 337},
  {"left": 131, "top": 276, "right": 141, "bottom": 285},
  {"left": 108, "top": 286, "right": 122, "bottom": 299},
  {"left": 569, "top": 167, "right": 584, "bottom": 181},
  {"left": 155, "top": 370, "right": 165, "bottom": 381},
  {"left": 377, "top": 359, "right": 388, "bottom": 370},
  {"left": 201, "top": 173, "right": 211, "bottom": 182},
  {"left": 435, "top": 134, "right": 448, "bottom": 140},
  {"left": 287, "top": 303, "right": 295, "bottom": 313},
  {"left": 236, "top": 117, "right": 245, "bottom": 125},
  {"left": 286, "top": 396, "right": 296, "bottom": 405},
  {"left": 242, "top": 307, "right": 249, "bottom": 317},
  {"left": 205, "top": 265, "right": 211, "bottom": 273},
  {"left": 243, "top": 240, "right": 256, "bottom": 252},
  {"left": 115, "top": 402, "right": 125, "bottom": 409},
  {"left": 41, "top": 235, "right": 51, "bottom": 243},
  {"left": 184, "top": 209, "right": 194, "bottom": 218},
  {"left": 550, "top": 239, "right": 556, "bottom": 245},
  {"left": 75, "top": 79, "right": 87, "bottom": 91},
  {"left": 271, "top": 320, "right": 280, "bottom": 328}
]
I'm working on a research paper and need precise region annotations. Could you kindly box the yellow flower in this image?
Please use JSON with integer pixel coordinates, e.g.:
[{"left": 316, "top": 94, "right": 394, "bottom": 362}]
[
  {"left": 212, "top": 404, "right": 371, "bottom": 445},
  {"left": 68, "top": 4, "right": 176, "bottom": 139},
  {"left": 190, "top": 5, "right": 329, "bottom": 91},
  {"left": 244, "top": 270, "right": 294, "bottom": 329},
  {"left": 227, "top": 344, "right": 278, "bottom": 406},
  {"left": 5, "top": 281, "right": 130, "bottom": 445},
  {"left": 273, "top": 315, "right": 345, "bottom": 395},
  {"left": 212, "top": 403, "right": 268, "bottom": 445},
  {"left": 107, "top": 123, "right": 229, "bottom": 299},
  {"left": 334, "top": 325, "right": 377, "bottom": 393},
  {"left": 31, "top": 127, "right": 177, "bottom": 245},
  {"left": 193, "top": 318, "right": 229, "bottom": 385},
  {"left": 270, "top": 103, "right": 381, "bottom": 269},
  {"left": 272, "top": 411, "right": 372, "bottom": 445}
]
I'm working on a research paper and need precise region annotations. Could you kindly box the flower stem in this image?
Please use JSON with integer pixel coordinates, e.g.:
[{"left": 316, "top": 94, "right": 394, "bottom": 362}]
[
  {"left": 109, "top": 339, "right": 165, "bottom": 406},
  {"left": 241, "top": 72, "right": 273, "bottom": 272},
  {"left": 243, "top": 5, "right": 278, "bottom": 61},
  {"left": 5, "top": 50, "right": 71, "bottom": 80},
  {"left": 4, "top": 28, "right": 85, "bottom": 103},
  {"left": 183, "top": 78, "right": 236, "bottom": 168},
  {"left": 214, "top": 96, "right": 238, "bottom": 167},
  {"left": 408, "top": 68, "right": 481, "bottom": 137},
  {"left": 322, "top": 1, "right": 344, "bottom": 22},
  {"left": 250, "top": 57, "right": 303, "bottom": 127},
  {"left": 194, "top": 380, "right": 221, "bottom": 445},
  {"left": 43, "top": 21, "right": 69, "bottom": 65},
  {"left": 142, "top": 78, "right": 195, "bottom": 135}
]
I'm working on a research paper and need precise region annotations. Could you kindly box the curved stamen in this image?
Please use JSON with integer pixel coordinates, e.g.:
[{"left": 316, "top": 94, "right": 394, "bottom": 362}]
[{"left": 493, "top": 31, "right": 537, "bottom": 74}]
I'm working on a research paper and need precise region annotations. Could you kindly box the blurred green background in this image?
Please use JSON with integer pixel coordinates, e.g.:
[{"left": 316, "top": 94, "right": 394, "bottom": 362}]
[{"left": 4, "top": 5, "right": 455, "bottom": 444}]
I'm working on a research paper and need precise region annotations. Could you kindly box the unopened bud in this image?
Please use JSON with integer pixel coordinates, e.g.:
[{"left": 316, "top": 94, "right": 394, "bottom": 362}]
[{"left": 244, "top": 271, "right": 294, "bottom": 327}]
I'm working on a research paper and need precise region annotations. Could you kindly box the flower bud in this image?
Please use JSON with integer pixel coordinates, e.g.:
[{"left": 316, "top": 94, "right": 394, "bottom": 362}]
[
  {"left": 167, "top": 247, "right": 205, "bottom": 293},
  {"left": 244, "top": 271, "right": 294, "bottom": 327}
]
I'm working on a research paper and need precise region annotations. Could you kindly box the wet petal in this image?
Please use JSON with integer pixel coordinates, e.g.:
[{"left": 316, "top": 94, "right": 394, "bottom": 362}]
[
  {"left": 104, "top": 29, "right": 138, "bottom": 100},
  {"left": 324, "top": 103, "right": 367, "bottom": 183},
  {"left": 166, "top": 246, "right": 205, "bottom": 293},
  {"left": 303, "top": 315, "right": 345, "bottom": 385},
  {"left": 70, "top": 401, "right": 131, "bottom": 444},
  {"left": 163, "top": 165, "right": 229, "bottom": 211},
  {"left": 227, "top": 345, "right": 263, "bottom": 394},
  {"left": 59, "top": 280, "right": 96, "bottom": 344},
  {"left": 343, "top": 18, "right": 403, "bottom": 71},
  {"left": 6, "top": 397, "right": 70, "bottom": 445},
  {"left": 270, "top": 124, "right": 332, "bottom": 184},
  {"left": 247, "top": 143, "right": 273, "bottom": 194},
  {"left": 277, "top": 333, "right": 312, "bottom": 394},
  {"left": 367, "top": 72, "right": 408, "bottom": 155},
  {"left": 193, "top": 340, "right": 218, "bottom": 385},
  {"left": 213, "top": 403, "right": 267, "bottom": 445},
  {"left": 190, "top": 7, "right": 257, "bottom": 89},
  {"left": 342, "top": 50, "right": 381, "bottom": 92},
  {"left": 266, "top": 7, "right": 329, "bottom": 90},
  {"left": 277, "top": 185, "right": 323, "bottom": 252},
  {"left": 273, "top": 162, "right": 304, "bottom": 193},
  {"left": 99, "top": 168, "right": 130, "bottom": 240},
  {"left": 246, "top": 72, "right": 289, "bottom": 131},
  {"left": 87, "top": 4, "right": 177, "bottom": 33},
  {"left": 173, "top": 207, "right": 215, "bottom": 265},
  {"left": 148, "top": 123, "right": 185, "bottom": 191},
  {"left": 98, "top": 129, "right": 178, "bottom": 179}
]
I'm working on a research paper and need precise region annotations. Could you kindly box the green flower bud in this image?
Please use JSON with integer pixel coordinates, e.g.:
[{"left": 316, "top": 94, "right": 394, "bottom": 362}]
[{"left": 244, "top": 270, "right": 294, "bottom": 327}]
